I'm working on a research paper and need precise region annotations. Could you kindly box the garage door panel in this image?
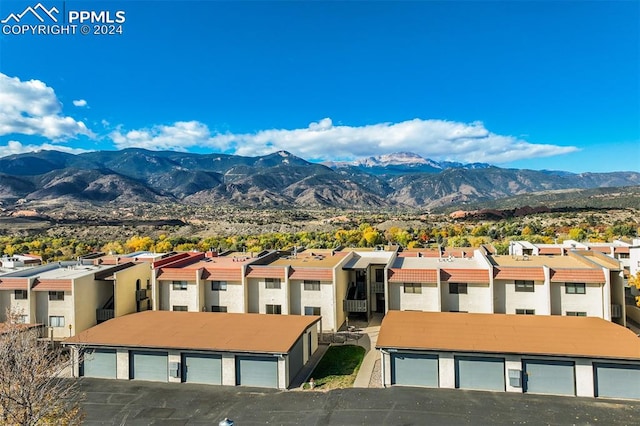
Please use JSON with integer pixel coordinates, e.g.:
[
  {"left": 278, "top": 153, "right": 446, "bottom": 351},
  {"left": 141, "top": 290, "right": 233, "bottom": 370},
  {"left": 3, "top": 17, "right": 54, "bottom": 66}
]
[
  {"left": 82, "top": 349, "right": 116, "bottom": 379},
  {"left": 183, "top": 353, "right": 222, "bottom": 385},
  {"left": 456, "top": 356, "right": 505, "bottom": 391},
  {"left": 595, "top": 363, "right": 640, "bottom": 400},
  {"left": 524, "top": 360, "right": 575, "bottom": 396},
  {"left": 237, "top": 356, "right": 278, "bottom": 388},
  {"left": 131, "top": 351, "right": 168, "bottom": 382},
  {"left": 392, "top": 353, "right": 438, "bottom": 387}
]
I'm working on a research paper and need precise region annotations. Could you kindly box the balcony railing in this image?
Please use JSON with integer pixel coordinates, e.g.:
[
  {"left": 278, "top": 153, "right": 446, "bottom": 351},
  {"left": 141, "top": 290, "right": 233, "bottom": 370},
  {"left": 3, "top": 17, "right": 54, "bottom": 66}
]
[
  {"left": 136, "top": 289, "right": 150, "bottom": 301},
  {"left": 372, "top": 282, "right": 384, "bottom": 294},
  {"left": 343, "top": 299, "right": 367, "bottom": 313},
  {"left": 96, "top": 309, "right": 114, "bottom": 323}
]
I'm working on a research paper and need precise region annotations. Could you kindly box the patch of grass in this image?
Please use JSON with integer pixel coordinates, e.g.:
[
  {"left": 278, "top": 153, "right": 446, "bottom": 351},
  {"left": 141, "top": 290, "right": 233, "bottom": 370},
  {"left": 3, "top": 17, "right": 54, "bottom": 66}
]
[{"left": 308, "top": 345, "right": 366, "bottom": 390}]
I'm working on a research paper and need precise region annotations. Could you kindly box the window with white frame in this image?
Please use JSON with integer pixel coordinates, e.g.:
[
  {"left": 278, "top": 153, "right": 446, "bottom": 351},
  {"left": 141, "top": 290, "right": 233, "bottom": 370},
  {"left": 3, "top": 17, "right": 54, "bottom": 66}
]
[
  {"left": 449, "top": 283, "right": 467, "bottom": 294},
  {"left": 172, "top": 281, "right": 188, "bottom": 290},
  {"left": 49, "top": 316, "right": 65, "bottom": 327},
  {"left": 566, "top": 311, "right": 587, "bottom": 317},
  {"left": 403, "top": 282, "right": 422, "bottom": 294},
  {"left": 211, "top": 281, "right": 227, "bottom": 291},
  {"left": 515, "top": 308, "right": 535, "bottom": 315},
  {"left": 17, "top": 315, "right": 28, "bottom": 324},
  {"left": 515, "top": 280, "right": 534, "bottom": 292},
  {"left": 303, "top": 280, "right": 321, "bottom": 291},
  {"left": 304, "top": 306, "right": 321, "bottom": 316},
  {"left": 48, "top": 291, "right": 64, "bottom": 301},
  {"left": 211, "top": 305, "right": 228, "bottom": 312},
  {"left": 265, "top": 278, "right": 281, "bottom": 289},
  {"left": 266, "top": 304, "right": 282, "bottom": 314},
  {"left": 14, "top": 290, "right": 27, "bottom": 300},
  {"left": 565, "top": 283, "right": 586, "bottom": 294},
  {"left": 172, "top": 305, "right": 188, "bottom": 311}
]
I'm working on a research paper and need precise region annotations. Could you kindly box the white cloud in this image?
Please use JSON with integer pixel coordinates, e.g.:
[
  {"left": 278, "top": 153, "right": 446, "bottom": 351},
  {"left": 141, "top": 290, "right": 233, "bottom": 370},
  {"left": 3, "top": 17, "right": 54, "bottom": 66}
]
[
  {"left": 72, "top": 99, "right": 88, "bottom": 107},
  {"left": 0, "top": 140, "right": 90, "bottom": 158},
  {"left": 109, "top": 117, "right": 578, "bottom": 164},
  {"left": 0, "top": 73, "right": 94, "bottom": 140}
]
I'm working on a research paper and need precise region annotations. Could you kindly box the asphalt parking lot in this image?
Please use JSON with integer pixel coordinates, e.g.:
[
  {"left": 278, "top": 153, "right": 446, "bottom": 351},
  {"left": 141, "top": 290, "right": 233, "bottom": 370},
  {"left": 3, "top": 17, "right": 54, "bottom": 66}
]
[{"left": 78, "top": 378, "right": 639, "bottom": 425}]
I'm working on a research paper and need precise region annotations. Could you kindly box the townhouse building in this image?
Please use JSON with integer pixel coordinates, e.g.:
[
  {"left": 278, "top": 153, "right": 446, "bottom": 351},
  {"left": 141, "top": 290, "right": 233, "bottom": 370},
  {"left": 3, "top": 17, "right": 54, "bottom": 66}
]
[{"left": 0, "top": 259, "right": 151, "bottom": 339}]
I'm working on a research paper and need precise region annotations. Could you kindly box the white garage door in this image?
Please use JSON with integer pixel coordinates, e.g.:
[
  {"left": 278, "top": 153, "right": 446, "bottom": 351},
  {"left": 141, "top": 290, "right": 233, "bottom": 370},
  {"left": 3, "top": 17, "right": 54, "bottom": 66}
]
[
  {"left": 594, "top": 363, "right": 640, "bottom": 400},
  {"left": 523, "top": 359, "right": 575, "bottom": 396},
  {"left": 236, "top": 356, "right": 278, "bottom": 388},
  {"left": 391, "top": 353, "right": 439, "bottom": 387},
  {"left": 82, "top": 348, "right": 117, "bottom": 379},
  {"left": 455, "top": 356, "right": 505, "bottom": 391},
  {"left": 182, "top": 353, "right": 222, "bottom": 385},
  {"left": 130, "top": 351, "right": 168, "bottom": 382}
]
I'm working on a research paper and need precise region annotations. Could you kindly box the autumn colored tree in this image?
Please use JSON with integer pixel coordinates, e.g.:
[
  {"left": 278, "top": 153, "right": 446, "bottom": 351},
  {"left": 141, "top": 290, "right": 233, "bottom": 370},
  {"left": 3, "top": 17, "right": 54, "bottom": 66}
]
[
  {"left": 629, "top": 272, "right": 640, "bottom": 307},
  {"left": 0, "top": 310, "right": 83, "bottom": 425}
]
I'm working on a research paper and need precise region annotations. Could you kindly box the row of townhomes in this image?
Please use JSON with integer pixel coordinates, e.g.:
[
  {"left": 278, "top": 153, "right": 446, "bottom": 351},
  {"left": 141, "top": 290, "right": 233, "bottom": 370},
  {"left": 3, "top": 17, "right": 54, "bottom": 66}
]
[{"left": 2, "top": 240, "right": 639, "bottom": 395}]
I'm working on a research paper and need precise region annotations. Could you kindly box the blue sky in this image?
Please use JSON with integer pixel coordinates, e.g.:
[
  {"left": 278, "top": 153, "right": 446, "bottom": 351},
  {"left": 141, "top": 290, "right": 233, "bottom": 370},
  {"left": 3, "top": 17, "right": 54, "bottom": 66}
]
[{"left": 0, "top": 0, "right": 638, "bottom": 172}]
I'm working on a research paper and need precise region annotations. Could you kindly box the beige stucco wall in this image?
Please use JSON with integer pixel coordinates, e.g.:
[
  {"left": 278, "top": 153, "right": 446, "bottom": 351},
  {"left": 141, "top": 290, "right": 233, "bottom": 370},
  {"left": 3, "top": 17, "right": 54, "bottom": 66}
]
[
  {"left": 289, "top": 280, "right": 335, "bottom": 330},
  {"left": 389, "top": 282, "right": 439, "bottom": 312},
  {"left": 551, "top": 283, "right": 604, "bottom": 318},
  {"left": 113, "top": 263, "right": 151, "bottom": 317},
  {"left": 204, "top": 280, "right": 244, "bottom": 313},
  {"left": 74, "top": 275, "right": 112, "bottom": 337},
  {"left": 333, "top": 254, "right": 354, "bottom": 331},
  {"left": 500, "top": 281, "right": 550, "bottom": 315},
  {"left": 160, "top": 280, "right": 198, "bottom": 311},
  {"left": 441, "top": 282, "right": 492, "bottom": 313},
  {"left": 45, "top": 289, "right": 75, "bottom": 339},
  {"left": 247, "top": 277, "right": 288, "bottom": 315}
]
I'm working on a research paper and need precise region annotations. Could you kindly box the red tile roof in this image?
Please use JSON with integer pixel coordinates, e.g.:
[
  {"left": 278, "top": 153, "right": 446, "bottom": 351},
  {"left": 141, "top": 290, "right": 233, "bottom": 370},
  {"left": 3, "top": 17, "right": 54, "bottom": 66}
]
[
  {"left": 494, "top": 267, "right": 545, "bottom": 281},
  {"left": 0, "top": 277, "right": 29, "bottom": 290},
  {"left": 156, "top": 269, "right": 198, "bottom": 281},
  {"left": 615, "top": 247, "right": 630, "bottom": 254},
  {"left": 377, "top": 311, "right": 640, "bottom": 360},
  {"left": 440, "top": 268, "right": 490, "bottom": 283},
  {"left": 246, "top": 266, "right": 286, "bottom": 279},
  {"left": 550, "top": 269, "right": 605, "bottom": 283},
  {"left": 288, "top": 268, "right": 333, "bottom": 281},
  {"left": 201, "top": 268, "right": 242, "bottom": 282},
  {"left": 31, "top": 279, "right": 72, "bottom": 291},
  {"left": 538, "top": 247, "right": 562, "bottom": 255},
  {"left": 388, "top": 269, "right": 438, "bottom": 283}
]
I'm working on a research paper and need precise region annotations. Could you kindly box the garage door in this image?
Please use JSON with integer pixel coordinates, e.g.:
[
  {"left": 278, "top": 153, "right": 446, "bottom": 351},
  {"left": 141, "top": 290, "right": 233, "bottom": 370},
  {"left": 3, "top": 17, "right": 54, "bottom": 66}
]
[
  {"left": 288, "top": 337, "right": 304, "bottom": 380},
  {"left": 594, "top": 363, "right": 640, "bottom": 400},
  {"left": 130, "top": 351, "right": 168, "bottom": 382},
  {"left": 236, "top": 356, "right": 278, "bottom": 388},
  {"left": 391, "top": 353, "right": 438, "bottom": 387},
  {"left": 455, "top": 356, "right": 505, "bottom": 391},
  {"left": 524, "top": 360, "right": 575, "bottom": 396},
  {"left": 182, "top": 353, "right": 222, "bottom": 385},
  {"left": 82, "top": 348, "right": 116, "bottom": 379}
]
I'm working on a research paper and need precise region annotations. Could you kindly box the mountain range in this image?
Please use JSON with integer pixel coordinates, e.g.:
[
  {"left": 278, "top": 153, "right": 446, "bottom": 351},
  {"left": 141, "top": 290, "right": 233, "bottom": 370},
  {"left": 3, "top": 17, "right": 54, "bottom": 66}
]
[{"left": 0, "top": 149, "right": 639, "bottom": 210}]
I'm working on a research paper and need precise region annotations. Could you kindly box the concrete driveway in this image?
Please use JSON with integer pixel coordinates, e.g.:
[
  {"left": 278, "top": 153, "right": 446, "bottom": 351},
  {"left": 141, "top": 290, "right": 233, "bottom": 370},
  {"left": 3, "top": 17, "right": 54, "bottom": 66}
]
[{"left": 78, "top": 378, "right": 639, "bottom": 425}]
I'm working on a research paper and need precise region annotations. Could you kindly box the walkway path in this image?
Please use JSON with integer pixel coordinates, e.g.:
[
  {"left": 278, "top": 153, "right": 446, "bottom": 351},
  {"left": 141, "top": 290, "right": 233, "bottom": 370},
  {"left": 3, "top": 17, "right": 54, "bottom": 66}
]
[{"left": 352, "top": 313, "right": 382, "bottom": 388}]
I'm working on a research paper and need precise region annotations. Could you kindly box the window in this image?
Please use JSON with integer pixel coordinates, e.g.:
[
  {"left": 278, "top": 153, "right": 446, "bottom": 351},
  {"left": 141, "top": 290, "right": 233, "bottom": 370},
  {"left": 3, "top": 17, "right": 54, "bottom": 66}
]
[
  {"left": 211, "top": 281, "right": 227, "bottom": 291},
  {"left": 515, "top": 280, "right": 534, "bottom": 293},
  {"left": 14, "top": 290, "right": 27, "bottom": 300},
  {"left": 303, "top": 280, "right": 321, "bottom": 291},
  {"left": 49, "top": 316, "right": 65, "bottom": 327},
  {"left": 515, "top": 309, "right": 535, "bottom": 315},
  {"left": 566, "top": 311, "right": 587, "bottom": 317},
  {"left": 172, "top": 305, "right": 188, "bottom": 311},
  {"left": 172, "top": 281, "right": 188, "bottom": 290},
  {"left": 304, "top": 306, "right": 321, "bottom": 316},
  {"left": 375, "top": 269, "right": 384, "bottom": 283},
  {"left": 17, "top": 315, "right": 28, "bottom": 324},
  {"left": 266, "top": 304, "right": 282, "bottom": 314},
  {"left": 449, "top": 283, "right": 467, "bottom": 294},
  {"left": 265, "top": 278, "right": 281, "bottom": 289},
  {"left": 618, "top": 253, "right": 629, "bottom": 259},
  {"left": 565, "top": 283, "right": 586, "bottom": 294},
  {"left": 48, "top": 291, "right": 64, "bottom": 301},
  {"left": 211, "top": 305, "right": 228, "bottom": 312},
  {"left": 403, "top": 283, "right": 422, "bottom": 294}
]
